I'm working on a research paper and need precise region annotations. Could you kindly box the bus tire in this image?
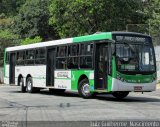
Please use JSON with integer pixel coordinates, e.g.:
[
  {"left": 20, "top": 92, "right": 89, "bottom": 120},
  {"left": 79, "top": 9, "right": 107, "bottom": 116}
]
[
  {"left": 78, "top": 78, "right": 93, "bottom": 99},
  {"left": 112, "top": 91, "right": 129, "bottom": 99},
  {"left": 20, "top": 77, "right": 26, "bottom": 93},
  {"left": 26, "top": 77, "right": 35, "bottom": 93}
]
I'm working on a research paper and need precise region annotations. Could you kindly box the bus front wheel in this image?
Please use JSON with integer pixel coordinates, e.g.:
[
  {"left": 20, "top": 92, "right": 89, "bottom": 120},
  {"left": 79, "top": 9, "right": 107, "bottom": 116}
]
[
  {"left": 112, "top": 91, "right": 129, "bottom": 99},
  {"left": 78, "top": 78, "right": 93, "bottom": 99}
]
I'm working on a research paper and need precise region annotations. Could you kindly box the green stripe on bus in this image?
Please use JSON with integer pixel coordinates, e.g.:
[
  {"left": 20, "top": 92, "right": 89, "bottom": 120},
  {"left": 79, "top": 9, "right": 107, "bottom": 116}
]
[
  {"left": 3, "top": 48, "right": 6, "bottom": 77},
  {"left": 15, "top": 77, "right": 46, "bottom": 79},
  {"left": 73, "top": 32, "right": 112, "bottom": 43}
]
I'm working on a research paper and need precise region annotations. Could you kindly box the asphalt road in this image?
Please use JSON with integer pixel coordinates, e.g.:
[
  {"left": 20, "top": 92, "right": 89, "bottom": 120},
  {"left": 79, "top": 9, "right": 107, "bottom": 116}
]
[{"left": 0, "top": 85, "right": 160, "bottom": 122}]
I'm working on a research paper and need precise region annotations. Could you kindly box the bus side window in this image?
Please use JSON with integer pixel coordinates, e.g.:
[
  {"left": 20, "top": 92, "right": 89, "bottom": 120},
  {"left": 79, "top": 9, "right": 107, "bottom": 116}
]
[
  {"left": 79, "top": 43, "right": 93, "bottom": 69},
  {"left": 35, "top": 48, "right": 46, "bottom": 64},
  {"left": 17, "top": 51, "right": 25, "bottom": 65},
  {"left": 25, "top": 50, "right": 35, "bottom": 65},
  {"left": 56, "top": 46, "right": 67, "bottom": 69},
  {"left": 57, "top": 46, "right": 67, "bottom": 57},
  {"left": 67, "top": 45, "right": 79, "bottom": 69}
]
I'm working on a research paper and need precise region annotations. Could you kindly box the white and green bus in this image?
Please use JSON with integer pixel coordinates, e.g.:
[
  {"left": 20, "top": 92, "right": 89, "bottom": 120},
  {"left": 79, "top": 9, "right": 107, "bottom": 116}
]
[{"left": 3, "top": 32, "right": 157, "bottom": 99}]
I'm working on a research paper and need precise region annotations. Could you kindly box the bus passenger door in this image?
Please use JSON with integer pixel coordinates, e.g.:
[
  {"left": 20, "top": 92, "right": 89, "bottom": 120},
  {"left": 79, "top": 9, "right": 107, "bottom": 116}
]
[
  {"left": 9, "top": 53, "right": 16, "bottom": 84},
  {"left": 95, "top": 43, "right": 109, "bottom": 90},
  {"left": 46, "top": 48, "right": 56, "bottom": 86}
]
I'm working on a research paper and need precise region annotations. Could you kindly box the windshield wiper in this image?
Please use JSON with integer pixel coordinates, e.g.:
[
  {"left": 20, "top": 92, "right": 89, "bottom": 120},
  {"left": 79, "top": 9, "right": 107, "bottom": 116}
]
[{"left": 123, "top": 41, "right": 135, "bottom": 53}]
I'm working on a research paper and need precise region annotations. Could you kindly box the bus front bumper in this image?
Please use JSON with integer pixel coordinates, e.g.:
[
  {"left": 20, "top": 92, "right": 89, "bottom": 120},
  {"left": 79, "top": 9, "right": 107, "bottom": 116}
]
[{"left": 112, "top": 78, "right": 157, "bottom": 92}]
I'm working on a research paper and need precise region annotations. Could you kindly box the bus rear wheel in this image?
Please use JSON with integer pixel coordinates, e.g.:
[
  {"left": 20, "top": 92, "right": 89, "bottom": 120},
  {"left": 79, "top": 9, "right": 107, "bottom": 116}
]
[
  {"left": 26, "top": 77, "right": 35, "bottom": 93},
  {"left": 19, "top": 77, "right": 26, "bottom": 93},
  {"left": 112, "top": 91, "right": 129, "bottom": 99},
  {"left": 78, "top": 78, "right": 93, "bottom": 99}
]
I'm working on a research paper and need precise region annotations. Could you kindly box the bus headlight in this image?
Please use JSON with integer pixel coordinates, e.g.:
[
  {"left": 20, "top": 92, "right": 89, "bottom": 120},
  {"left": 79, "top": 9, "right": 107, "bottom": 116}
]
[
  {"left": 116, "top": 73, "right": 125, "bottom": 82},
  {"left": 116, "top": 73, "right": 121, "bottom": 80}
]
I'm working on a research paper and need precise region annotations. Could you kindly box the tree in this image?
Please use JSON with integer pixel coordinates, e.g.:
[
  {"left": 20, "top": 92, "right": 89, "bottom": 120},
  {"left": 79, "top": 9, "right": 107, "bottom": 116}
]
[
  {"left": 20, "top": 36, "right": 42, "bottom": 45},
  {"left": 0, "top": 0, "right": 26, "bottom": 16},
  {"left": 144, "top": 0, "right": 160, "bottom": 45},
  {"left": 49, "top": 0, "right": 145, "bottom": 38},
  {"left": 0, "top": 29, "right": 19, "bottom": 66},
  {"left": 0, "top": 0, "right": 26, "bottom": 66},
  {"left": 12, "top": 0, "right": 58, "bottom": 41}
]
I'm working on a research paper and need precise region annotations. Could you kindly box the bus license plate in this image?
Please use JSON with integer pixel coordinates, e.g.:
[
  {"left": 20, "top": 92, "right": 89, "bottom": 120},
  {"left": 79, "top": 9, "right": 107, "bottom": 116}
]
[{"left": 134, "top": 86, "right": 142, "bottom": 91}]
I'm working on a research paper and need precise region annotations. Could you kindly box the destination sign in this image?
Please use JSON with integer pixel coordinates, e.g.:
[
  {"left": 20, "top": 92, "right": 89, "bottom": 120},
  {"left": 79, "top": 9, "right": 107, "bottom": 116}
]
[{"left": 115, "top": 36, "right": 150, "bottom": 43}]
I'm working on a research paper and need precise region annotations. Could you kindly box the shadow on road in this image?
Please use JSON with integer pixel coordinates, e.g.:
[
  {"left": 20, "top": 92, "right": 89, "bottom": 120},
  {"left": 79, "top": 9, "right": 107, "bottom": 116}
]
[
  {"left": 40, "top": 90, "right": 80, "bottom": 98},
  {"left": 41, "top": 91, "right": 160, "bottom": 103},
  {"left": 10, "top": 89, "right": 160, "bottom": 103},
  {"left": 96, "top": 95, "right": 160, "bottom": 103}
]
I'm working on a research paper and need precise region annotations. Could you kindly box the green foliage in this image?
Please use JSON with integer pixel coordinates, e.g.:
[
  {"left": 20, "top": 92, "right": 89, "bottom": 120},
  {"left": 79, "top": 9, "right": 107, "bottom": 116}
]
[
  {"left": 0, "top": 29, "right": 19, "bottom": 66},
  {"left": 144, "top": 0, "right": 160, "bottom": 45},
  {"left": 0, "top": 16, "right": 12, "bottom": 30},
  {"left": 12, "top": 0, "right": 58, "bottom": 41},
  {"left": 0, "top": 0, "right": 25, "bottom": 53},
  {"left": 49, "top": 0, "right": 145, "bottom": 38},
  {"left": 0, "top": 29, "right": 19, "bottom": 50},
  {"left": 20, "top": 36, "right": 42, "bottom": 45},
  {"left": 0, "top": 29, "right": 18, "bottom": 40},
  {"left": 1, "top": 0, "right": 159, "bottom": 65},
  {"left": 0, "top": 0, "right": 26, "bottom": 16}
]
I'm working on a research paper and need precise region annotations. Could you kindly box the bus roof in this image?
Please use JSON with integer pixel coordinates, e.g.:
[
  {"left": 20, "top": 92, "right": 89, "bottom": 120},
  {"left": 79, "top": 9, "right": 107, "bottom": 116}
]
[
  {"left": 73, "top": 32, "right": 112, "bottom": 43},
  {"left": 6, "top": 32, "right": 112, "bottom": 52},
  {"left": 5, "top": 32, "right": 150, "bottom": 52},
  {"left": 6, "top": 38, "right": 73, "bottom": 52},
  {"left": 112, "top": 31, "right": 151, "bottom": 38}
]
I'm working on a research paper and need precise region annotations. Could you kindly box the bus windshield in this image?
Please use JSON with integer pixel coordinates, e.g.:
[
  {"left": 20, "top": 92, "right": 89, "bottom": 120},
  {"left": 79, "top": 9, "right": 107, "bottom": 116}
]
[{"left": 116, "top": 38, "right": 156, "bottom": 74}]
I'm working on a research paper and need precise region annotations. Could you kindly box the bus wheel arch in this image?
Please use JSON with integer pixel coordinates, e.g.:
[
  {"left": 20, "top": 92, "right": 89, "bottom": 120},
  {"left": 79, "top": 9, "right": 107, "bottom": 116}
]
[
  {"left": 26, "top": 74, "right": 32, "bottom": 82},
  {"left": 78, "top": 75, "right": 88, "bottom": 87},
  {"left": 18, "top": 74, "right": 23, "bottom": 86},
  {"left": 78, "top": 75, "right": 93, "bottom": 99}
]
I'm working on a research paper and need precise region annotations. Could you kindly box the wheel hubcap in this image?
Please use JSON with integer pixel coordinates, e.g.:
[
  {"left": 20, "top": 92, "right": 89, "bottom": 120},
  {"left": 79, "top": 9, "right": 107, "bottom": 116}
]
[
  {"left": 82, "top": 83, "right": 90, "bottom": 95},
  {"left": 27, "top": 81, "right": 32, "bottom": 91}
]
